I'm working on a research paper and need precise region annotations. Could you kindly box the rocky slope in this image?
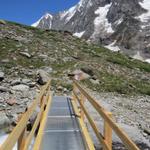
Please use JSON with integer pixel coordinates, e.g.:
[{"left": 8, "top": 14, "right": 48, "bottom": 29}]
[
  {"left": 0, "top": 20, "right": 150, "bottom": 148},
  {"left": 32, "top": 0, "right": 150, "bottom": 62}
]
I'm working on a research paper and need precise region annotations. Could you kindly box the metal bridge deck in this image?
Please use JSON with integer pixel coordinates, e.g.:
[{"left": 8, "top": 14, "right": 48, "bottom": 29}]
[{"left": 41, "top": 96, "right": 86, "bottom": 150}]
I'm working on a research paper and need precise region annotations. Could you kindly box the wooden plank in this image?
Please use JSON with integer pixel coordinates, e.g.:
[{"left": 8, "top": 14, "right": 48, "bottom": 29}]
[
  {"left": 71, "top": 96, "right": 95, "bottom": 150},
  {"left": 74, "top": 81, "right": 140, "bottom": 150},
  {"left": 104, "top": 112, "right": 112, "bottom": 150},
  {"left": 18, "top": 129, "right": 26, "bottom": 150},
  {"left": 73, "top": 92, "right": 110, "bottom": 150},
  {"left": 33, "top": 91, "right": 52, "bottom": 150}
]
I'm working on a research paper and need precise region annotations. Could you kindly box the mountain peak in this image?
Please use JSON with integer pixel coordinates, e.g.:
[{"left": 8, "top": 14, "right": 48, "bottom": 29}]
[
  {"left": 32, "top": 12, "right": 53, "bottom": 28},
  {"left": 32, "top": 0, "right": 150, "bottom": 61}
]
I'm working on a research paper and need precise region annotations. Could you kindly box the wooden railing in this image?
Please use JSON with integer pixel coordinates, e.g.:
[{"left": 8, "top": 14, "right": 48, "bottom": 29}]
[
  {"left": 0, "top": 80, "right": 52, "bottom": 150},
  {"left": 72, "top": 80, "right": 140, "bottom": 150}
]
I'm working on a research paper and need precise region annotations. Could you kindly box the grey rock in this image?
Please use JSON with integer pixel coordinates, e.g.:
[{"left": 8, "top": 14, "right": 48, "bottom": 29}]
[
  {"left": 0, "top": 113, "right": 11, "bottom": 129},
  {"left": 22, "top": 79, "right": 31, "bottom": 84},
  {"left": 37, "top": 70, "right": 50, "bottom": 85},
  {"left": 0, "top": 86, "right": 10, "bottom": 93},
  {"left": 19, "top": 52, "right": 31, "bottom": 58},
  {"left": 0, "top": 71, "right": 5, "bottom": 81},
  {"left": 11, "top": 84, "right": 29, "bottom": 92},
  {"left": 11, "top": 79, "right": 21, "bottom": 86},
  {"left": 41, "top": 67, "right": 53, "bottom": 74},
  {"left": 1, "top": 59, "right": 10, "bottom": 63}
]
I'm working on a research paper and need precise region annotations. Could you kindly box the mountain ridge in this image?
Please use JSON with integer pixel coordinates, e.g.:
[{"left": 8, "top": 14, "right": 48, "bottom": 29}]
[{"left": 32, "top": 0, "right": 150, "bottom": 63}]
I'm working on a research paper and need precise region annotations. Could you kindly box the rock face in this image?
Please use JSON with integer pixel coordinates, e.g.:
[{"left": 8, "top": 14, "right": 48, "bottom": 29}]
[{"left": 32, "top": 0, "right": 150, "bottom": 61}]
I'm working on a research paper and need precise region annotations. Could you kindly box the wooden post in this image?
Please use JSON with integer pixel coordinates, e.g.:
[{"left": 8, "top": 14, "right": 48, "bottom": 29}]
[
  {"left": 18, "top": 129, "right": 26, "bottom": 150},
  {"left": 104, "top": 112, "right": 112, "bottom": 150},
  {"left": 80, "top": 93, "right": 85, "bottom": 120}
]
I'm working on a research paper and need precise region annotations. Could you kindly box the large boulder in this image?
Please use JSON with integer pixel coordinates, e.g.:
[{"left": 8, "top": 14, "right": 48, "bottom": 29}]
[{"left": 37, "top": 70, "right": 50, "bottom": 85}]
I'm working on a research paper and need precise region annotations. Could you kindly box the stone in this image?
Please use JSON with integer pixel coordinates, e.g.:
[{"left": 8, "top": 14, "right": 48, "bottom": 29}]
[
  {"left": 0, "top": 20, "right": 6, "bottom": 25},
  {"left": 11, "top": 84, "right": 29, "bottom": 92},
  {"left": 11, "top": 79, "right": 21, "bottom": 86},
  {"left": 41, "top": 67, "right": 53, "bottom": 74},
  {"left": 37, "top": 70, "right": 50, "bottom": 85},
  {"left": 0, "top": 86, "right": 10, "bottom": 93},
  {"left": 90, "top": 79, "right": 99, "bottom": 85},
  {"left": 1, "top": 59, "right": 10, "bottom": 63},
  {"left": 6, "top": 98, "right": 17, "bottom": 106},
  {"left": 0, "top": 113, "right": 11, "bottom": 129},
  {"left": 143, "top": 128, "right": 150, "bottom": 135},
  {"left": 22, "top": 79, "right": 31, "bottom": 84},
  {"left": 0, "top": 71, "right": 5, "bottom": 81},
  {"left": 19, "top": 52, "right": 31, "bottom": 58},
  {"left": 57, "top": 86, "right": 63, "bottom": 91},
  {"left": 73, "top": 69, "right": 90, "bottom": 81}
]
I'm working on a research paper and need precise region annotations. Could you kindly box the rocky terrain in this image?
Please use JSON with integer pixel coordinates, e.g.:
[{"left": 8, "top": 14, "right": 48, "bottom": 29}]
[
  {"left": 0, "top": 20, "right": 150, "bottom": 148},
  {"left": 32, "top": 0, "right": 150, "bottom": 62}
]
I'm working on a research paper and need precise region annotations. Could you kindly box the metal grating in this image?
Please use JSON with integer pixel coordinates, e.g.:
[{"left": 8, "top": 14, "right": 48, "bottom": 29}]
[
  {"left": 45, "top": 117, "right": 79, "bottom": 131},
  {"left": 48, "top": 107, "right": 71, "bottom": 116},
  {"left": 41, "top": 96, "right": 86, "bottom": 150},
  {"left": 41, "top": 131, "right": 86, "bottom": 150},
  {"left": 51, "top": 101, "right": 69, "bottom": 108}
]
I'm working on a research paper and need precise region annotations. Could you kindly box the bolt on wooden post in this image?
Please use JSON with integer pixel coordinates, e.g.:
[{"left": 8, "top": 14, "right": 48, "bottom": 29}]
[{"left": 104, "top": 112, "right": 112, "bottom": 150}]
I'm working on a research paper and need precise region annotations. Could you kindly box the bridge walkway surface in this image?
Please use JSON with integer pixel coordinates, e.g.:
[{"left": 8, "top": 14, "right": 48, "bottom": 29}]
[{"left": 41, "top": 96, "right": 87, "bottom": 150}]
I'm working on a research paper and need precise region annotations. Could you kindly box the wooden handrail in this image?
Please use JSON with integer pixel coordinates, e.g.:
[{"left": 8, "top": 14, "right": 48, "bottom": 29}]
[
  {"left": 73, "top": 80, "right": 140, "bottom": 150},
  {"left": 0, "top": 80, "right": 51, "bottom": 150}
]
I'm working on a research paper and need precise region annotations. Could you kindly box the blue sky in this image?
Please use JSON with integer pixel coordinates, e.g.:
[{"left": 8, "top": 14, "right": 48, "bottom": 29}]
[{"left": 0, "top": 0, "right": 79, "bottom": 25}]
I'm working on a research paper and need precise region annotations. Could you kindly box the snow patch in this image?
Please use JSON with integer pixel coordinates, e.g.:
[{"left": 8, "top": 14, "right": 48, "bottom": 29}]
[
  {"left": 139, "top": 0, "right": 150, "bottom": 22},
  {"left": 145, "top": 59, "right": 150, "bottom": 63},
  {"left": 60, "top": 6, "right": 76, "bottom": 22},
  {"left": 73, "top": 31, "right": 85, "bottom": 38},
  {"left": 104, "top": 41, "right": 120, "bottom": 52},
  {"left": 132, "top": 51, "right": 144, "bottom": 61},
  {"left": 32, "top": 13, "right": 53, "bottom": 27},
  {"left": 94, "top": 3, "right": 114, "bottom": 34}
]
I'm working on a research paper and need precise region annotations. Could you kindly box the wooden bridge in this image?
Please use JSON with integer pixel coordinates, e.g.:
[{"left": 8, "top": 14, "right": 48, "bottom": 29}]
[{"left": 0, "top": 80, "right": 140, "bottom": 150}]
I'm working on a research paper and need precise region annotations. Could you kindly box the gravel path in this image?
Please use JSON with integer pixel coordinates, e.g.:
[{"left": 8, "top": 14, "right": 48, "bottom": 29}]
[{"left": 82, "top": 88, "right": 150, "bottom": 149}]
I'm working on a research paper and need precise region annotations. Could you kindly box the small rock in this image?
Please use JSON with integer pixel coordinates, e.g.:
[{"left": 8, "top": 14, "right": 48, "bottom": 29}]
[
  {"left": 22, "top": 79, "right": 31, "bottom": 84},
  {"left": 11, "top": 84, "right": 29, "bottom": 92},
  {"left": 0, "top": 19, "right": 6, "bottom": 24},
  {"left": 90, "top": 79, "right": 99, "bottom": 84},
  {"left": 6, "top": 98, "right": 17, "bottom": 106},
  {"left": 1, "top": 59, "right": 10, "bottom": 63},
  {"left": 37, "top": 70, "right": 50, "bottom": 85},
  {"left": 57, "top": 86, "right": 63, "bottom": 91},
  {"left": 11, "top": 79, "right": 21, "bottom": 86},
  {"left": 0, "top": 71, "right": 5, "bottom": 81},
  {"left": 143, "top": 128, "right": 150, "bottom": 135},
  {"left": 20, "top": 52, "right": 31, "bottom": 58},
  {"left": 73, "top": 69, "right": 90, "bottom": 80},
  {"left": 0, "top": 113, "right": 11, "bottom": 129},
  {"left": 0, "top": 86, "right": 10, "bottom": 93}
]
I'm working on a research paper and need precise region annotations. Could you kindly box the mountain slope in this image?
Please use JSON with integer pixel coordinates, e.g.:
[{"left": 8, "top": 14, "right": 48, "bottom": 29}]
[
  {"left": 0, "top": 20, "right": 150, "bottom": 95},
  {"left": 32, "top": 0, "right": 150, "bottom": 62}
]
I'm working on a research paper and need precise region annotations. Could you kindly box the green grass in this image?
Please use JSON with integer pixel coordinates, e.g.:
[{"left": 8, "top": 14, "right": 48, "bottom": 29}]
[{"left": 0, "top": 20, "right": 150, "bottom": 96}]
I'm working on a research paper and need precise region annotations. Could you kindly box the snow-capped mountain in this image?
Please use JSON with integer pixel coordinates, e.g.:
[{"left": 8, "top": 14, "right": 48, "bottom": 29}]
[{"left": 32, "top": 0, "right": 150, "bottom": 62}]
